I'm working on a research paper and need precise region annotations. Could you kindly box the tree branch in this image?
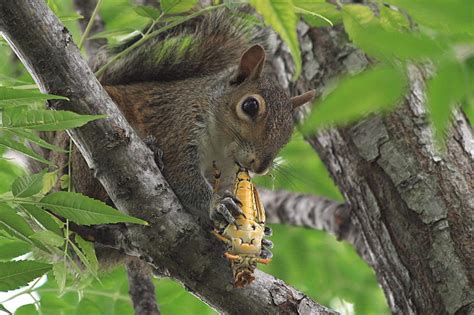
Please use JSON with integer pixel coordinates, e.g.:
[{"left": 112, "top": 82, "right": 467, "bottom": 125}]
[
  {"left": 0, "top": 2, "right": 335, "bottom": 313},
  {"left": 127, "top": 259, "right": 160, "bottom": 315}
]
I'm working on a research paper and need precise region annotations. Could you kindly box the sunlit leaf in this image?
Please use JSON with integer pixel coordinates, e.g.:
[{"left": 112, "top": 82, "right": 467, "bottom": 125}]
[
  {"left": 0, "top": 136, "right": 53, "bottom": 165},
  {"left": 12, "top": 169, "right": 47, "bottom": 197},
  {"left": 343, "top": 4, "right": 444, "bottom": 61},
  {"left": 134, "top": 5, "right": 162, "bottom": 20},
  {"left": 250, "top": 0, "right": 301, "bottom": 79},
  {"left": 293, "top": 1, "right": 341, "bottom": 27},
  {"left": 0, "top": 87, "right": 67, "bottom": 107},
  {"left": 30, "top": 230, "right": 64, "bottom": 248},
  {"left": 0, "top": 239, "right": 31, "bottom": 261},
  {"left": 76, "top": 298, "right": 103, "bottom": 315},
  {"left": 427, "top": 59, "right": 467, "bottom": 145},
  {"left": 19, "top": 204, "right": 62, "bottom": 236},
  {"left": 3, "top": 129, "right": 67, "bottom": 152},
  {"left": 0, "top": 203, "right": 35, "bottom": 244},
  {"left": 59, "top": 13, "right": 84, "bottom": 22},
  {"left": 161, "top": 0, "right": 198, "bottom": 14},
  {"left": 13, "top": 304, "right": 35, "bottom": 315},
  {"left": 302, "top": 65, "right": 407, "bottom": 132},
  {"left": 0, "top": 260, "right": 51, "bottom": 291},
  {"left": 38, "top": 192, "right": 148, "bottom": 225},
  {"left": 2, "top": 108, "right": 106, "bottom": 131}
]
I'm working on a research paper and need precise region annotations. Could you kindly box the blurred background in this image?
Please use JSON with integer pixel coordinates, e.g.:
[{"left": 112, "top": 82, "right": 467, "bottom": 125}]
[{"left": 0, "top": 0, "right": 389, "bottom": 314}]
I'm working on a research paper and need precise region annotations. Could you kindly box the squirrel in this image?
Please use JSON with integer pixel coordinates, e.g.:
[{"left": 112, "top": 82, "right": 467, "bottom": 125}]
[{"left": 71, "top": 8, "right": 315, "bottom": 258}]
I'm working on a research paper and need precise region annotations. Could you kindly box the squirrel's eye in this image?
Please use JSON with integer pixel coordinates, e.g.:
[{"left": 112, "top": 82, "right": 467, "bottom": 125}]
[{"left": 241, "top": 97, "right": 259, "bottom": 117}]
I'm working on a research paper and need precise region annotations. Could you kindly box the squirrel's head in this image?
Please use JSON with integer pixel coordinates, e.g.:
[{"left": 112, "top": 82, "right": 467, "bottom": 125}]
[{"left": 216, "top": 45, "right": 315, "bottom": 174}]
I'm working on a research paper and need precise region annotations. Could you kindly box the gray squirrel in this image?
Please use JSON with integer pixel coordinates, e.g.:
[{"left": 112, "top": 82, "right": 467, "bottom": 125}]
[{"left": 72, "top": 8, "right": 315, "bottom": 252}]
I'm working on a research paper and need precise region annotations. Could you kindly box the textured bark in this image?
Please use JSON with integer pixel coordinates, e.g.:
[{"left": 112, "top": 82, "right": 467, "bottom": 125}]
[
  {"left": 0, "top": 2, "right": 335, "bottom": 314},
  {"left": 259, "top": 189, "right": 371, "bottom": 264},
  {"left": 270, "top": 22, "right": 474, "bottom": 314}
]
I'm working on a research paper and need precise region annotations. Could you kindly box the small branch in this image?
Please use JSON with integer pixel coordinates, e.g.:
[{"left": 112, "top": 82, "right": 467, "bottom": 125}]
[
  {"left": 73, "top": 0, "right": 106, "bottom": 57},
  {"left": 126, "top": 259, "right": 160, "bottom": 315}
]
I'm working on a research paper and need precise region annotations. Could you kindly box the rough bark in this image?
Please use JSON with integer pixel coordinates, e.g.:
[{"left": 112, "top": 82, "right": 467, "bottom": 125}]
[
  {"left": 270, "top": 23, "right": 474, "bottom": 314},
  {"left": 0, "top": 1, "right": 335, "bottom": 314}
]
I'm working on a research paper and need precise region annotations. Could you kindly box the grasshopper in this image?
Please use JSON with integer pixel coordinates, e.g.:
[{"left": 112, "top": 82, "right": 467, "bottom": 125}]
[{"left": 212, "top": 166, "right": 271, "bottom": 288}]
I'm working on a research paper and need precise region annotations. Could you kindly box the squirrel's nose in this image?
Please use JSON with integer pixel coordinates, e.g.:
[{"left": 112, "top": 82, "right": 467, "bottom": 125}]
[{"left": 253, "top": 155, "right": 272, "bottom": 175}]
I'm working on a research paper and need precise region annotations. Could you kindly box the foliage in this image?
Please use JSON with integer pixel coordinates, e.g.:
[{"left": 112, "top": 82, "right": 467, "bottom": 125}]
[{"left": 302, "top": 0, "right": 473, "bottom": 147}]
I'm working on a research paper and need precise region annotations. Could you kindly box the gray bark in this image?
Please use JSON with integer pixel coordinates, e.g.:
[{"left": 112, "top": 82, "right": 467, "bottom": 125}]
[
  {"left": 0, "top": 1, "right": 335, "bottom": 314},
  {"left": 271, "top": 23, "right": 474, "bottom": 314},
  {"left": 127, "top": 259, "right": 160, "bottom": 315}
]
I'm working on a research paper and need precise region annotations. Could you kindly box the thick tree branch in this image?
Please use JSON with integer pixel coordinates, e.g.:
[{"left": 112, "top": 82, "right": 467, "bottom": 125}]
[
  {"left": 270, "top": 21, "right": 474, "bottom": 314},
  {"left": 259, "top": 189, "right": 371, "bottom": 264},
  {"left": 127, "top": 259, "right": 160, "bottom": 315},
  {"left": 0, "top": 2, "right": 335, "bottom": 314}
]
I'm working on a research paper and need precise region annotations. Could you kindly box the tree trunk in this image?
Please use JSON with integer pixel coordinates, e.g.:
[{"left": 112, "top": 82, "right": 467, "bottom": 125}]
[{"left": 270, "top": 23, "right": 474, "bottom": 314}]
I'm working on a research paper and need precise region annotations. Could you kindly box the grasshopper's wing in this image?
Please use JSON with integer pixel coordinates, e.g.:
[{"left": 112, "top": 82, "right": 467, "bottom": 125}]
[{"left": 252, "top": 185, "right": 265, "bottom": 224}]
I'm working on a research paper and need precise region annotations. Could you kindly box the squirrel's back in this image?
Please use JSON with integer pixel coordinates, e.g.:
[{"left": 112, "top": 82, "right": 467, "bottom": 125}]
[{"left": 94, "top": 8, "right": 271, "bottom": 85}]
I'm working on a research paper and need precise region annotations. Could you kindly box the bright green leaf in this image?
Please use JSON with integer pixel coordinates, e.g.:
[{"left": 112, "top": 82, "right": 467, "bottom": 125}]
[
  {"left": 0, "top": 239, "right": 31, "bottom": 261},
  {"left": 343, "top": 5, "right": 444, "bottom": 61},
  {"left": 134, "top": 5, "right": 162, "bottom": 20},
  {"left": 13, "top": 304, "right": 35, "bottom": 315},
  {"left": 302, "top": 65, "right": 407, "bottom": 132},
  {"left": 75, "top": 234, "right": 99, "bottom": 276},
  {"left": 250, "top": 0, "right": 302, "bottom": 79},
  {"left": 76, "top": 299, "right": 103, "bottom": 315},
  {"left": 0, "top": 260, "right": 51, "bottom": 291},
  {"left": 0, "top": 87, "right": 67, "bottom": 107},
  {"left": 0, "top": 137, "right": 53, "bottom": 166},
  {"left": 293, "top": 1, "right": 341, "bottom": 27},
  {"left": 30, "top": 230, "right": 64, "bottom": 248},
  {"left": 38, "top": 192, "right": 148, "bottom": 225},
  {"left": 2, "top": 108, "right": 106, "bottom": 131},
  {"left": 88, "top": 28, "right": 137, "bottom": 40},
  {"left": 41, "top": 171, "right": 58, "bottom": 194},
  {"left": 3, "top": 129, "right": 67, "bottom": 152},
  {"left": 427, "top": 59, "right": 467, "bottom": 145},
  {"left": 0, "top": 203, "right": 35, "bottom": 244},
  {"left": 59, "top": 13, "right": 84, "bottom": 22},
  {"left": 19, "top": 204, "right": 62, "bottom": 236},
  {"left": 161, "top": 0, "right": 198, "bottom": 14},
  {"left": 52, "top": 260, "right": 67, "bottom": 293},
  {"left": 12, "top": 170, "right": 47, "bottom": 198}
]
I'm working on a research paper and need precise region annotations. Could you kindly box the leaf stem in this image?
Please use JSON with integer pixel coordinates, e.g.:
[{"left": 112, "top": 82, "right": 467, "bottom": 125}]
[{"left": 78, "top": 0, "right": 104, "bottom": 50}]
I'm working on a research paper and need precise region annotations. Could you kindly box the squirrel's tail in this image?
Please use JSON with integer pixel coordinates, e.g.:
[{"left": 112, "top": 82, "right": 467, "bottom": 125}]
[{"left": 94, "top": 7, "right": 271, "bottom": 85}]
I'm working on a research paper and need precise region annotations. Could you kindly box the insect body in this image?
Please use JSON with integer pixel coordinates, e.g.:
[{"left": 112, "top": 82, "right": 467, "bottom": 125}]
[{"left": 213, "top": 167, "right": 270, "bottom": 288}]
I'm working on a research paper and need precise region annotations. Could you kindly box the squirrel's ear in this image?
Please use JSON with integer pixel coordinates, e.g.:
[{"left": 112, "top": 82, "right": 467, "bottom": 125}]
[
  {"left": 234, "top": 44, "right": 266, "bottom": 83},
  {"left": 291, "top": 90, "right": 316, "bottom": 109}
]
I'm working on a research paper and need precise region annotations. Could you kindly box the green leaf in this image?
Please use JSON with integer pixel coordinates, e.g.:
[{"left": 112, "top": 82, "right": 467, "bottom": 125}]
[
  {"left": 2, "top": 108, "right": 106, "bottom": 131},
  {"left": 59, "top": 13, "right": 84, "bottom": 22},
  {"left": 12, "top": 170, "right": 47, "bottom": 198},
  {"left": 161, "top": 0, "right": 198, "bottom": 14},
  {"left": 0, "top": 239, "right": 31, "bottom": 261},
  {"left": 75, "top": 234, "right": 99, "bottom": 275},
  {"left": 38, "top": 192, "right": 148, "bottom": 226},
  {"left": 3, "top": 129, "right": 67, "bottom": 152},
  {"left": 0, "top": 304, "right": 12, "bottom": 315},
  {"left": 134, "top": 5, "right": 162, "bottom": 20},
  {"left": 88, "top": 28, "right": 137, "bottom": 40},
  {"left": 41, "top": 171, "right": 59, "bottom": 194},
  {"left": 302, "top": 65, "right": 407, "bottom": 132},
  {"left": 386, "top": 0, "right": 473, "bottom": 35},
  {"left": 427, "top": 59, "right": 467, "bottom": 145},
  {"left": 342, "top": 4, "right": 444, "bottom": 61},
  {"left": 19, "top": 204, "right": 62, "bottom": 236},
  {"left": 0, "top": 87, "right": 67, "bottom": 107},
  {"left": 76, "top": 299, "right": 103, "bottom": 315},
  {"left": 30, "top": 230, "right": 64, "bottom": 248},
  {"left": 0, "top": 159, "right": 25, "bottom": 194},
  {"left": 13, "top": 304, "right": 35, "bottom": 315},
  {"left": 293, "top": 1, "right": 341, "bottom": 27},
  {"left": 0, "top": 136, "right": 53, "bottom": 166},
  {"left": 0, "top": 260, "right": 51, "bottom": 291},
  {"left": 0, "top": 203, "right": 35, "bottom": 244},
  {"left": 250, "top": 0, "right": 301, "bottom": 80},
  {"left": 52, "top": 260, "right": 67, "bottom": 293}
]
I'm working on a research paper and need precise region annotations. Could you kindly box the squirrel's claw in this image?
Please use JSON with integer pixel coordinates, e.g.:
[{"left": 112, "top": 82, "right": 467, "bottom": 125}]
[
  {"left": 262, "top": 238, "right": 273, "bottom": 249},
  {"left": 222, "top": 190, "right": 242, "bottom": 206},
  {"left": 144, "top": 135, "right": 164, "bottom": 171},
  {"left": 260, "top": 248, "right": 273, "bottom": 259},
  {"left": 264, "top": 226, "right": 272, "bottom": 236},
  {"left": 210, "top": 203, "right": 236, "bottom": 225}
]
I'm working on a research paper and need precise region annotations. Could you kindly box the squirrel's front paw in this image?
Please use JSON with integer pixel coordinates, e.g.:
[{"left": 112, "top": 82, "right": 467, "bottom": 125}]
[{"left": 210, "top": 190, "right": 243, "bottom": 226}]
